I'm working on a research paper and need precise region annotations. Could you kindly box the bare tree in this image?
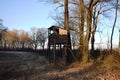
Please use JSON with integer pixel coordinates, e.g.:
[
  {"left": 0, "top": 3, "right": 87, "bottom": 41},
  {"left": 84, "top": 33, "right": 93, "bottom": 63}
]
[
  {"left": 90, "top": 2, "right": 102, "bottom": 61},
  {"left": 75, "top": 0, "right": 102, "bottom": 63},
  {"left": 0, "top": 19, "right": 7, "bottom": 48},
  {"left": 110, "top": 0, "right": 118, "bottom": 52},
  {"left": 19, "top": 30, "right": 30, "bottom": 49},
  {"left": 98, "top": 0, "right": 120, "bottom": 53},
  {"left": 30, "top": 27, "right": 39, "bottom": 50},
  {"left": 37, "top": 28, "right": 47, "bottom": 50},
  {"left": 4, "top": 30, "right": 19, "bottom": 48}
]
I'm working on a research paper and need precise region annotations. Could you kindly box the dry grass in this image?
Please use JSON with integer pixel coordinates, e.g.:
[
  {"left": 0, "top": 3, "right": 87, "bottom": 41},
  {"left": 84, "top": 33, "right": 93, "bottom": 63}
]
[
  {"left": 0, "top": 50, "right": 120, "bottom": 80},
  {"left": 103, "top": 52, "right": 120, "bottom": 71}
]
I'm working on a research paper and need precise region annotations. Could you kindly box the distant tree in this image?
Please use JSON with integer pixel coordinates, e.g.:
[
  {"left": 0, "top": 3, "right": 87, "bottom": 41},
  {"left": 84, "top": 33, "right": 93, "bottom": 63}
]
[
  {"left": 0, "top": 19, "right": 7, "bottom": 48},
  {"left": 4, "top": 29, "right": 31, "bottom": 49},
  {"left": 12, "top": 30, "right": 19, "bottom": 48},
  {"left": 4, "top": 31, "right": 14, "bottom": 48},
  {"left": 30, "top": 27, "right": 39, "bottom": 50},
  {"left": 19, "top": 30, "right": 30, "bottom": 49},
  {"left": 4, "top": 30, "right": 19, "bottom": 48},
  {"left": 37, "top": 28, "right": 47, "bottom": 50},
  {"left": 70, "top": 31, "right": 78, "bottom": 49}
]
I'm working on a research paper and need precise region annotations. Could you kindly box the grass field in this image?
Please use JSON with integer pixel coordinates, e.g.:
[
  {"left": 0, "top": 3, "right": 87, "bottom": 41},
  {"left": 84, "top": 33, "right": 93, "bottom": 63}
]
[{"left": 0, "top": 50, "right": 120, "bottom": 80}]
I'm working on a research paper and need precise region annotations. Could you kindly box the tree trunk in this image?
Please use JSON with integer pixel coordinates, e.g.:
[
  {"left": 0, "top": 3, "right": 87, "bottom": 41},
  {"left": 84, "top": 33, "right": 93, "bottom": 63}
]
[
  {"left": 77, "top": 0, "right": 85, "bottom": 62},
  {"left": 110, "top": 0, "right": 118, "bottom": 53},
  {"left": 118, "top": 29, "right": 120, "bottom": 55},
  {"left": 91, "top": 35, "right": 95, "bottom": 52},
  {"left": 64, "top": 0, "right": 73, "bottom": 64},
  {"left": 34, "top": 43, "right": 37, "bottom": 51},
  {"left": 83, "top": 6, "right": 92, "bottom": 63}
]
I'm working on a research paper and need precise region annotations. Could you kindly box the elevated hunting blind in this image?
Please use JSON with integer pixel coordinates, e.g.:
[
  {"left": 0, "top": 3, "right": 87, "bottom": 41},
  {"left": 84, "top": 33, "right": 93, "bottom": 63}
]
[
  {"left": 48, "top": 26, "right": 69, "bottom": 46},
  {"left": 48, "top": 26, "right": 69, "bottom": 63}
]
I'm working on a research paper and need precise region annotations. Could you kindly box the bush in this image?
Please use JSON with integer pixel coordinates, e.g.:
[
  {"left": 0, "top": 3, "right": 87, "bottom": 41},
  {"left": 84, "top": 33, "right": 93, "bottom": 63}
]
[{"left": 103, "top": 52, "right": 120, "bottom": 71}]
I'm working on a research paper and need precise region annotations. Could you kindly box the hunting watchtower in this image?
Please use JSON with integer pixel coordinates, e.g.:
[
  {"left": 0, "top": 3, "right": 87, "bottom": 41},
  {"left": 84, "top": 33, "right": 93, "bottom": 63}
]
[
  {"left": 48, "top": 26, "right": 69, "bottom": 63},
  {"left": 48, "top": 26, "right": 69, "bottom": 46}
]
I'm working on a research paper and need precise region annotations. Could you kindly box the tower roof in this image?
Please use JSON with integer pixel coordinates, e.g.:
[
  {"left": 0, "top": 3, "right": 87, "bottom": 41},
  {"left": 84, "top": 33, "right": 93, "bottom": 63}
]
[{"left": 48, "top": 25, "right": 65, "bottom": 30}]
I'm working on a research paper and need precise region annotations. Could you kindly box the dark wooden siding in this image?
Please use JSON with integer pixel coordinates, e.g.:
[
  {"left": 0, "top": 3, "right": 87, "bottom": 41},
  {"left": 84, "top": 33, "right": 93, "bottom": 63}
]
[{"left": 48, "top": 33, "right": 69, "bottom": 45}]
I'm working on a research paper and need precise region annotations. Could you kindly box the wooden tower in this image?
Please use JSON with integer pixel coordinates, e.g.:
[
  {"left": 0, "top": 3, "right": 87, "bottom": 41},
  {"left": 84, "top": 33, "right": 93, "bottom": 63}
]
[{"left": 48, "top": 26, "right": 69, "bottom": 63}]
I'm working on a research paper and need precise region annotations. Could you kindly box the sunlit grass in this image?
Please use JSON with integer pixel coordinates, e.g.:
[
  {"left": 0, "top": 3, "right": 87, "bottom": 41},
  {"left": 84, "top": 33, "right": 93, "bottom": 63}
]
[{"left": 103, "top": 52, "right": 120, "bottom": 71}]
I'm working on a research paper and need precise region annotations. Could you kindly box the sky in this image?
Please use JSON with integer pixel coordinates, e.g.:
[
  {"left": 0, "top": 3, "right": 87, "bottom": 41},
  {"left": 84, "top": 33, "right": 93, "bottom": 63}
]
[
  {"left": 94, "top": 11, "right": 120, "bottom": 49},
  {"left": 0, "top": 0, "right": 56, "bottom": 31}
]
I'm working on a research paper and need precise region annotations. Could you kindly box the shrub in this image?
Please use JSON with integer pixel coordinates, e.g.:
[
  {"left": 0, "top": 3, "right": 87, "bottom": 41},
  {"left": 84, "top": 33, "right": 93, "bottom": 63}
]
[{"left": 103, "top": 52, "right": 120, "bottom": 71}]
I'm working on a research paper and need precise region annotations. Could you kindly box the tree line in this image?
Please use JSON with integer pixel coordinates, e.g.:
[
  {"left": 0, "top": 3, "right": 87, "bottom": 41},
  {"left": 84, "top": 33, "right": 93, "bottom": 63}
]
[{"left": 0, "top": 23, "right": 47, "bottom": 50}]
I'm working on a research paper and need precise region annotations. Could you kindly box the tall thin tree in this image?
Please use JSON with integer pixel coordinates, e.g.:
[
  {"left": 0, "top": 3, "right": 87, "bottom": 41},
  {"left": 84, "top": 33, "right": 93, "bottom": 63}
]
[{"left": 110, "top": 0, "right": 118, "bottom": 53}]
